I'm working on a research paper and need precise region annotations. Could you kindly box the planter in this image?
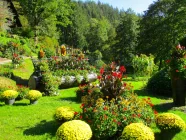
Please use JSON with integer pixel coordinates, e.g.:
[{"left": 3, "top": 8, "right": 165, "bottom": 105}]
[
  {"left": 5, "top": 98, "right": 15, "bottom": 105},
  {"left": 30, "top": 100, "right": 38, "bottom": 105},
  {"left": 171, "top": 72, "right": 186, "bottom": 106},
  {"left": 60, "top": 73, "right": 97, "bottom": 88}
]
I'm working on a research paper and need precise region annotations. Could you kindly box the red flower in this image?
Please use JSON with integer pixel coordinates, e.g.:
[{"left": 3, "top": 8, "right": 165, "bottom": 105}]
[
  {"left": 107, "top": 75, "right": 111, "bottom": 79},
  {"left": 113, "top": 119, "right": 117, "bottom": 123},
  {"left": 148, "top": 97, "right": 151, "bottom": 100},
  {"left": 132, "top": 114, "right": 136, "bottom": 118},
  {"left": 97, "top": 75, "right": 102, "bottom": 80},
  {"left": 137, "top": 114, "right": 141, "bottom": 118},
  {"left": 123, "top": 117, "right": 127, "bottom": 120},
  {"left": 88, "top": 120, "right": 92, "bottom": 123},
  {"left": 119, "top": 66, "right": 126, "bottom": 73},
  {"left": 176, "top": 70, "right": 179, "bottom": 72},
  {"left": 149, "top": 103, "right": 154, "bottom": 107},
  {"left": 123, "top": 108, "right": 127, "bottom": 111},
  {"left": 154, "top": 110, "right": 158, "bottom": 115},
  {"left": 74, "top": 112, "right": 78, "bottom": 115},
  {"left": 184, "top": 66, "right": 186, "bottom": 69},
  {"left": 79, "top": 115, "right": 82, "bottom": 119},
  {"left": 123, "top": 83, "right": 127, "bottom": 87},
  {"left": 100, "top": 67, "right": 104, "bottom": 75},
  {"left": 117, "top": 72, "right": 122, "bottom": 79},
  {"left": 112, "top": 72, "right": 117, "bottom": 77},
  {"left": 165, "top": 59, "right": 170, "bottom": 64},
  {"left": 103, "top": 106, "right": 107, "bottom": 110},
  {"left": 117, "top": 122, "right": 121, "bottom": 125},
  {"left": 88, "top": 90, "right": 91, "bottom": 93}
]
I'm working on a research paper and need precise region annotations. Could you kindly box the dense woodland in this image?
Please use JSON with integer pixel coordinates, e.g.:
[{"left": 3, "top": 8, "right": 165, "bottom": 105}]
[{"left": 1, "top": 0, "right": 186, "bottom": 69}]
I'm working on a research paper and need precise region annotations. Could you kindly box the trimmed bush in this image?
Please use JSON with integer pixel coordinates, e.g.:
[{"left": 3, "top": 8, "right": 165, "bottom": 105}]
[
  {"left": 54, "top": 106, "right": 75, "bottom": 123},
  {"left": 120, "top": 123, "right": 154, "bottom": 140},
  {"left": 155, "top": 113, "right": 185, "bottom": 132},
  {"left": 25, "top": 90, "right": 42, "bottom": 101},
  {"left": 56, "top": 120, "right": 92, "bottom": 140},
  {"left": 0, "top": 76, "right": 17, "bottom": 94},
  {"left": 146, "top": 68, "right": 172, "bottom": 97}
]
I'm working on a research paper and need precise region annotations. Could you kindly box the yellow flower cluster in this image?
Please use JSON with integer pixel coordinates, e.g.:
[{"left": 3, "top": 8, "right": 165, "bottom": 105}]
[
  {"left": 121, "top": 123, "right": 155, "bottom": 140},
  {"left": 25, "top": 90, "right": 42, "bottom": 101},
  {"left": 155, "top": 113, "right": 185, "bottom": 131},
  {"left": 1, "top": 90, "right": 18, "bottom": 100},
  {"left": 54, "top": 106, "right": 75, "bottom": 122},
  {"left": 56, "top": 120, "right": 92, "bottom": 140}
]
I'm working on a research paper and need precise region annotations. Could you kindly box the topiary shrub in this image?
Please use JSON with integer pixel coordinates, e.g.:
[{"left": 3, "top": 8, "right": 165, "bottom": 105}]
[
  {"left": 54, "top": 106, "right": 75, "bottom": 123},
  {"left": 120, "top": 123, "right": 155, "bottom": 140},
  {"left": 56, "top": 120, "right": 92, "bottom": 140},
  {"left": 0, "top": 76, "right": 17, "bottom": 94},
  {"left": 146, "top": 67, "right": 172, "bottom": 97},
  {"left": 155, "top": 113, "right": 185, "bottom": 132}
]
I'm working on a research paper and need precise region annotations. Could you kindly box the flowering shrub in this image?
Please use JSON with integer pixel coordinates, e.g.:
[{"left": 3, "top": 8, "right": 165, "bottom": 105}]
[
  {"left": 76, "top": 96, "right": 156, "bottom": 139},
  {"left": 76, "top": 84, "right": 103, "bottom": 103},
  {"left": 25, "top": 90, "right": 42, "bottom": 101},
  {"left": 155, "top": 113, "right": 186, "bottom": 132},
  {"left": 1, "top": 90, "right": 18, "bottom": 100},
  {"left": 98, "top": 62, "right": 128, "bottom": 100},
  {"left": 16, "top": 84, "right": 30, "bottom": 100},
  {"left": 41, "top": 72, "right": 61, "bottom": 96},
  {"left": 168, "top": 45, "right": 186, "bottom": 79},
  {"left": 120, "top": 123, "right": 155, "bottom": 140},
  {"left": 54, "top": 106, "right": 75, "bottom": 123},
  {"left": 12, "top": 53, "right": 23, "bottom": 65},
  {"left": 56, "top": 120, "right": 92, "bottom": 140}
]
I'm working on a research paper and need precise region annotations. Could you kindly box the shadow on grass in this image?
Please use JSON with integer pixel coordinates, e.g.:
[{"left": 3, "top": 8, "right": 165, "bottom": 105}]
[
  {"left": 14, "top": 102, "right": 29, "bottom": 106},
  {"left": 154, "top": 102, "right": 174, "bottom": 113},
  {"left": 134, "top": 89, "right": 171, "bottom": 100},
  {"left": 60, "top": 97, "right": 77, "bottom": 102},
  {"left": 23, "top": 120, "right": 59, "bottom": 136}
]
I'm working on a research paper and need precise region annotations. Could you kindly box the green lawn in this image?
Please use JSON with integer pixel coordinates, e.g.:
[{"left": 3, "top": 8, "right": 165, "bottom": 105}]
[{"left": 0, "top": 60, "right": 185, "bottom": 140}]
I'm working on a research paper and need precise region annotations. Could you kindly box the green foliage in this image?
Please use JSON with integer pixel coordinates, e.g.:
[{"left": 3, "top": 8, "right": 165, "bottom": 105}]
[
  {"left": 41, "top": 72, "right": 61, "bottom": 96},
  {"left": 0, "top": 0, "right": 14, "bottom": 32},
  {"left": 156, "top": 113, "right": 186, "bottom": 133},
  {"left": 43, "top": 48, "right": 55, "bottom": 58},
  {"left": 54, "top": 106, "right": 75, "bottom": 123},
  {"left": 1, "top": 90, "right": 18, "bottom": 100},
  {"left": 132, "top": 54, "right": 155, "bottom": 77},
  {"left": 138, "top": 0, "right": 186, "bottom": 63},
  {"left": 77, "top": 84, "right": 103, "bottom": 103},
  {"left": 146, "top": 68, "right": 172, "bottom": 97},
  {"left": 0, "top": 64, "right": 13, "bottom": 78},
  {"left": 16, "top": 84, "right": 30, "bottom": 100},
  {"left": 120, "top": 123, "right": 155, "bottom": 140},
  {"left": 56, "top": 120, "right": 92, "bottom": 140},
  {"left": 25, "top": 90, "right": 42, "bottom": 101},
  {"left": 0, "top": 77, "right": 17, "bottom": 94},
  {"left": 113, "top": 9, "right": 139, "bottom": 65}
]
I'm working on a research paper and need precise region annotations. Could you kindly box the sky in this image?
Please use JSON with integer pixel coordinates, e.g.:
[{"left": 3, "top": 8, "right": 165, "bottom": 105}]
[{"left": 77, "top": 0, "right": 156, "bottom": 14}]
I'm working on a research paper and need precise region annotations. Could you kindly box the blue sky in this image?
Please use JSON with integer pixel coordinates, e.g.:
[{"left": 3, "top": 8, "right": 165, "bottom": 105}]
[{"left": 76, "top": 0, "right": 156, "bottom": 14}]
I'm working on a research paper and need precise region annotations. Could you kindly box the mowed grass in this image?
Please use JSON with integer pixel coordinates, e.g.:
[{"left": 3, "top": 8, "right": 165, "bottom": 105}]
[
  {"left": 0, "top": 60, "right": 185, "bottom": 140},
  {"left": 0, "top": 88, "right": 80, "bottom": 140}
]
